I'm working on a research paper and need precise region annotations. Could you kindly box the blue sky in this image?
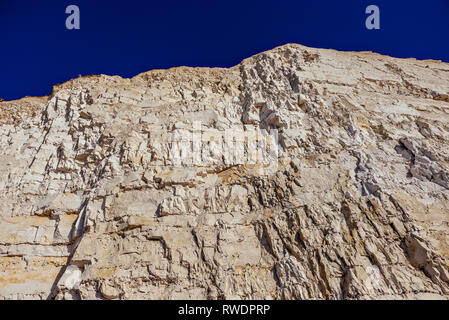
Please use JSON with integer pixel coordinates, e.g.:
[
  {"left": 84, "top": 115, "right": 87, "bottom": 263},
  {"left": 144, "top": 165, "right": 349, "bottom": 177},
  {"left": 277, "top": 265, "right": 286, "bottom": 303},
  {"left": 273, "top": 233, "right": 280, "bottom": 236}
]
[{"left": 1, "top": 0, "right": 448, "bottom": 100}]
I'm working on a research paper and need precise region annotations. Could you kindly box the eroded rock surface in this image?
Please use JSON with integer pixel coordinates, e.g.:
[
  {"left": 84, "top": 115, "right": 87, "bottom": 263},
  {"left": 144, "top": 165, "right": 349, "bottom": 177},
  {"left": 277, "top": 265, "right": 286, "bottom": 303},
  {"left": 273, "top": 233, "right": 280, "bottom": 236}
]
[{"left": 1, "top": 44, "right": 449, "bottom": 300}]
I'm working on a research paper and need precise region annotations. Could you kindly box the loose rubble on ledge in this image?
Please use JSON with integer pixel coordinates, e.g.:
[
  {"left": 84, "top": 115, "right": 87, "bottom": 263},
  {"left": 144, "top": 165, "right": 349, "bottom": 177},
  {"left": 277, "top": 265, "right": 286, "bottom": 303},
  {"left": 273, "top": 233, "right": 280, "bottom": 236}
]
[{"left": 1, "top": 44, "right": 449, "bottom": 300}]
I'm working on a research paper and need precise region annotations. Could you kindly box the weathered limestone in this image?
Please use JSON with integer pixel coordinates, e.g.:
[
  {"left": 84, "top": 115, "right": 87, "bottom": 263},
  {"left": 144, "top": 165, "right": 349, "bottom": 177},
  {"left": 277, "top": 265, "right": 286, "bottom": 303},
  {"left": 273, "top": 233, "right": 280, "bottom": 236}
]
[{"left": 1, "top": 44, "right": 449, "bottom": 299}]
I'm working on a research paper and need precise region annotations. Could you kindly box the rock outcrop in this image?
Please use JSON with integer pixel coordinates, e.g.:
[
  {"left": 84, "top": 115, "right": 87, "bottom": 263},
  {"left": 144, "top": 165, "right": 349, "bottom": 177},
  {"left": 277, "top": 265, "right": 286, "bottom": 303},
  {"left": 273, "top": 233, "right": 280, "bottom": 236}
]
[{"left": 1, "top": 44, "right": 449, "bottom": 300}]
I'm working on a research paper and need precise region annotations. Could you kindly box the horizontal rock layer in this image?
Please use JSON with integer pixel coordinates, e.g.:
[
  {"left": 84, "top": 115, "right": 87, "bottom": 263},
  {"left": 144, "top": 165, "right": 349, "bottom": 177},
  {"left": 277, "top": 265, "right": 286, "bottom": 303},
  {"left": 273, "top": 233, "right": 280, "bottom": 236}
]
[{"left": 1, "top": 44, "right": 449, "bottom": 300}]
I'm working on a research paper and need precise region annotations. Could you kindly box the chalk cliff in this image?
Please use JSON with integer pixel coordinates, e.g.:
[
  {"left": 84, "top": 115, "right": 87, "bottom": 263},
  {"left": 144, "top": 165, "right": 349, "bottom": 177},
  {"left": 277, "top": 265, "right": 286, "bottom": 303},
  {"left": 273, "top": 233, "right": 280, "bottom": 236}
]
[{"left": 1, "top": 44, "right": 449, "bottom": 300}]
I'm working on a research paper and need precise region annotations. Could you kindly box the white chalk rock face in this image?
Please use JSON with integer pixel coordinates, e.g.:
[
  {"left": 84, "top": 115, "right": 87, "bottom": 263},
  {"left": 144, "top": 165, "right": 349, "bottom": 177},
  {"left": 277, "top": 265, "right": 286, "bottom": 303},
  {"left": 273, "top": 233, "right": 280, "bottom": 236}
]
[{"left": 1, "top": 44, "right": 449, "bottom": 300}]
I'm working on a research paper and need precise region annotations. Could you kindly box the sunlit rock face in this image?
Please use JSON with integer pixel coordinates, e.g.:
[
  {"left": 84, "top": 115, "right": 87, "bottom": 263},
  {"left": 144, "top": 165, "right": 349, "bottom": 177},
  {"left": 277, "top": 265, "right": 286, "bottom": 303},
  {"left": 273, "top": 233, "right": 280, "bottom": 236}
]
[{"left": 1, "top": 44, "right": 449, "bottom": 300}]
